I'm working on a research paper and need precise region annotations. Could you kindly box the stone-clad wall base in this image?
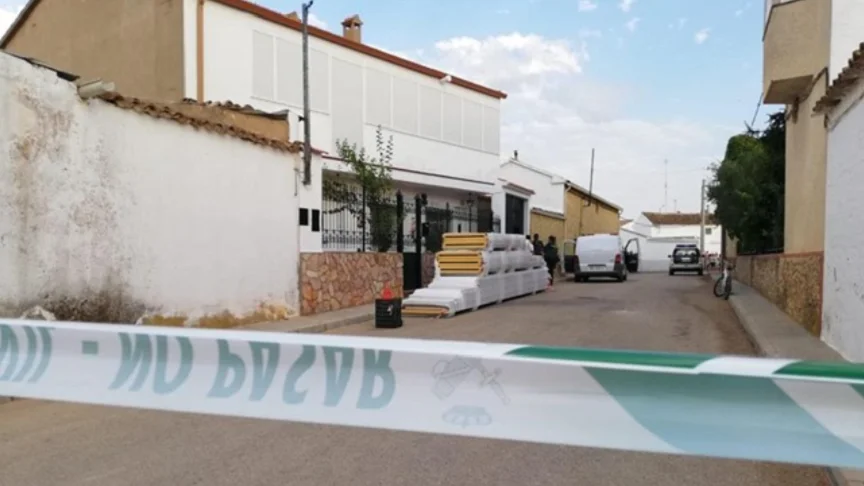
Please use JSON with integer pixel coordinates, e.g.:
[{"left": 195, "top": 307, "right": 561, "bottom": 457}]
[
  {"left": 300, "top": 253, "right": 403, "bottom": 315},
  {"left": 735, "top": 252, "right": 823, "bottom": 335}
]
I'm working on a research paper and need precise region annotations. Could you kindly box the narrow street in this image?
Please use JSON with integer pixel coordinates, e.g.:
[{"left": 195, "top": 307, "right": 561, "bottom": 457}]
[{"left": 0, "top": 274, "right": 829, "bottom": 486}]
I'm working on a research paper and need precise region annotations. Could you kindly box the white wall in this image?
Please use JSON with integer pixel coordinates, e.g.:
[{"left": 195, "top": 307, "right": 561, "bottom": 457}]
[
  {"left": 297, "top": 156, "right": 324, "bottom": 253},
  {"left": 0, "top": 52, "right": 313, "bottom": 322},
  {"left": 631, "top": 214, "right": 655, "bottom": 236},
  {"left": 822, "top": 78, "right": 864, "bottom": 361},
  {"left": 195, "top": 1, "right": 501, "bottom": 192},
  {"left": 620, "top": 229, "right": 700, "bottom": 273},
  {"left": 498, "top": 161, "right": 565, "bottom": 214},
  {"left": 651, "top": 224, "right": 722, "bottom": 254},
  {"left": 829, "top": 0, "right": 864, "bottom": 81}
]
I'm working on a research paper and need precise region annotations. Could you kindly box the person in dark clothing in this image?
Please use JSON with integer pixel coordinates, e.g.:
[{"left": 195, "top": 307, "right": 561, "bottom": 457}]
[
  {"left": 544, "top": 236, "right": 560, "bottom": 286},
  {"left": 532, "top": 233, "right": 544, "bottom": 256}
]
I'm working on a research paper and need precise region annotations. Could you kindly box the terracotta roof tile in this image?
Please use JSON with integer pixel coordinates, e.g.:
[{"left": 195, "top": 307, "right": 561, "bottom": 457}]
[
  {"left": 180, "top": 98, "right": 288, "bottom": 120},
  {"left": 815, "top": 42, "right": 864, "bottom": 113},
  {"left": 98, "top": 92, "right": 323, "bottom": 154},
  {"left": 642, "top": 212, "right": 716, "bottom": 226}
]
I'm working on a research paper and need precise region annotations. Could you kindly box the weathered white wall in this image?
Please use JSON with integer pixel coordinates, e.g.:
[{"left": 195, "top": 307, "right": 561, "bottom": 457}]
[
  {"left": 196, "top": 0, "right": 502, "bottom": 194},
  {"left": 822, "top": 77, "right": 864, "bottom": 361},
  {"left": 0, "top": 52, "right": 314, "bottom": 323},
  {"left": 829, "top": 0, "right": 864, "bottom": 81}
]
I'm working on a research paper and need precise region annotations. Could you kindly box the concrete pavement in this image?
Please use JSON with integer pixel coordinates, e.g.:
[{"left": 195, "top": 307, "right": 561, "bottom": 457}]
[
  {"left": 724, "top": 279, "right": 860, "bottom": 486},
  {"left": 0, "top": 274, "right": 832, "bottom": 486}
]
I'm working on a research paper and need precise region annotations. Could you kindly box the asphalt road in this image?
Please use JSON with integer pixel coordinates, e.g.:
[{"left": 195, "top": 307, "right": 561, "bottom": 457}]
[{"left": 0, "top": 273, "right": 830, "bottom": 486}]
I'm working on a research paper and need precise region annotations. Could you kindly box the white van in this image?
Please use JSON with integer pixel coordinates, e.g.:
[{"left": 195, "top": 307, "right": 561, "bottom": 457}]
[{"left": 565, "top": 234, "right": 638, "bottom": 282}]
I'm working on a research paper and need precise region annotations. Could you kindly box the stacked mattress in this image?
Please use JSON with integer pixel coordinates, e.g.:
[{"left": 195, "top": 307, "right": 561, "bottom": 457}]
[{"left": 403, "top": 233, "right": 549, "bottom": 317}]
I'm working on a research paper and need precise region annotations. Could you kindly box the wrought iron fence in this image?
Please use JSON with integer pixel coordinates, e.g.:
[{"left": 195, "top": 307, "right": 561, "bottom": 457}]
[{"left": 321, "top": 185, "right": 492, "bottom": 252}]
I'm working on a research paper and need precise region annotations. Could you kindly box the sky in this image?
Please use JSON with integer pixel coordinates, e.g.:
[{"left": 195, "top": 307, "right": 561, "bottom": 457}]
[{"left": 0, "top": 0, "right": 772, "bottom": 218}]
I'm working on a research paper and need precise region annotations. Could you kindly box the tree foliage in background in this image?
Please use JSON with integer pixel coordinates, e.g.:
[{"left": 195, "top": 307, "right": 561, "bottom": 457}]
[
  {"left": 707, "top": 112, "right": 786, "bottom": 254},
  {"left": 324, "top": 127, "right": 399, "bottom": 252}
]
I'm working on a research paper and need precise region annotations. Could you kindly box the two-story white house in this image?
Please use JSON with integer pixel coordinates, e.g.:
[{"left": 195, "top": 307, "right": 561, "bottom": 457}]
[{"left": 1, "top": 0, "right": 507, "bottom": 250}]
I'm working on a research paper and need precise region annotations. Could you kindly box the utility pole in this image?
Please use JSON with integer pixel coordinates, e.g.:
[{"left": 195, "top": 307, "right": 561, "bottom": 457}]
[
  {"left": 301, "top": 1, "right": 314, "bottom": 186},
  {"left": 578, "top": 148, "right": 595, "bottom": 237},
  {"left": 699, "top": 179, "right": 706, "bottom": 254}
]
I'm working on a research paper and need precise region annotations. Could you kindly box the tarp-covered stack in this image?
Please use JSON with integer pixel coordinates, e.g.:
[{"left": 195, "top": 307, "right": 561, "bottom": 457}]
[{"left": 403, "top": 233, "right": 548, "bottom": 317}]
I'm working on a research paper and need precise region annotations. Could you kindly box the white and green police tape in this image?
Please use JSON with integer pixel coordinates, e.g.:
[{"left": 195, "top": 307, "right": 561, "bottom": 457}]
[{"left": 1, "top": 319, "right": 863, "bottom": 469}]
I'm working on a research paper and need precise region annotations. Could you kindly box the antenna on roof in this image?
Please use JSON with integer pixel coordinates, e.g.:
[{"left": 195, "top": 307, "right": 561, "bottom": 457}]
[{"left": 513, "top": 149, "right": 518, "bottom": 160}]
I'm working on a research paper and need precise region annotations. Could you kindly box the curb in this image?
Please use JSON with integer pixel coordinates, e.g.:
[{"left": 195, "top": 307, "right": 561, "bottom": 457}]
[
  {"left": 287, "top": 312, "right": 374, "bottom": 334},
  {"left": 724, "top": 284, "right": 855, "bottom": 486}
]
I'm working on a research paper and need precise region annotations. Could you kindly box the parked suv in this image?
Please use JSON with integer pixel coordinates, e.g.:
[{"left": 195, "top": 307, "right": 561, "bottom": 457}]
[{"left": 668, "top": 244, "right": 703, "bottom": 276}]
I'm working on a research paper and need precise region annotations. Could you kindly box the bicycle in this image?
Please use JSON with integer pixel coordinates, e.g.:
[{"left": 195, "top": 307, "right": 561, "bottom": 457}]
[{"left": 713, "top": 260, "right": 733, "bottom": 300}]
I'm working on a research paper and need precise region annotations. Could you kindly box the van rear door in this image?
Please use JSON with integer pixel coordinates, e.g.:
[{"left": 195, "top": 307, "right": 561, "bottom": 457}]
[{"left": 576, "top": 236, "right": 618, "bottom": 270}]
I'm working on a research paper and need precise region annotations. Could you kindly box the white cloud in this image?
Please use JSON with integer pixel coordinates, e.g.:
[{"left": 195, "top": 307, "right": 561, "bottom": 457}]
[
  {"left": 496, "top": 8, "right": 511, "bottom": 15},
  {"left": 734, "top": 9, "right": 744, "bottom": 16},
  {"left": 625, "top": 17, "right": 640, "bottom": 32},
  {"left": 694, "top": 28, "right": 710, "bottom": 44},
  {"left": 411, "top": 33, "right": 731, "bottom": 216},
  {"left": 579, "top": 29, "right": 603, "bottom": 39},
  {"left": 0, "top": 4, "right": 23, "bottom": 38},
  {"left": 308, "top": 13, "right": 327, "bottom": 29},
  {"left": 619, "top": 0, "right": 637, "bottom": 13},
  {"left": 578, "top": 0, "right": 598, "bottom": 12}
]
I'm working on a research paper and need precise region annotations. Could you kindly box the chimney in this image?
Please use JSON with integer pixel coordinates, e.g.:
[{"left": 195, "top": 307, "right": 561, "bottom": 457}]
[
  {"left": 285, "top": 11, "right": 300, "bottom": 21},
  {"left": 341, "top": 14, "right": 363, "bottom": 43}
]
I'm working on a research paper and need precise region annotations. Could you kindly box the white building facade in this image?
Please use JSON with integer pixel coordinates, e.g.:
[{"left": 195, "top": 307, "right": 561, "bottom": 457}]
[
  {"left": 498, "top": 158, "right": 567, "bottom": 217},
  {"left": 180, "top": 2, "right": 505, "bottom": 249},
  {"left": 621, "top": 212, "right": 722, "bottom": 272},
  {"left": 817, "top": 44, "right": 864, "bottom": 362}
]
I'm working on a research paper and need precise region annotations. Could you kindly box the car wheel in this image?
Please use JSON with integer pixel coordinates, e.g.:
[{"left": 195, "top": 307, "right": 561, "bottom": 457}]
[
  {"left": 623, "top": 273, "right": 628, "bottom": 281},
  {"left": 698, "top": 270, "right": 704, "bottom": 276},
  {"left": 668, "top": 270, "right": 674, "bottom": 276}
]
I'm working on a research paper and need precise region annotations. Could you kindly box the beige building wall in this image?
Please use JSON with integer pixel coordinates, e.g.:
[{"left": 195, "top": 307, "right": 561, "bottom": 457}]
[
  {"left": 762, "top": 0, "right": 830, "bottom": 104},
  {"left": 762, "top": 0, "right": 831, "bottom": 254},
  {"left": 530, "top": 211, "right": 565, "bottom": 243},
  {"left": 784, "top": 73, "right": 828, "bottom": 253},
  {"left": 563, "top": 190, "right": 621, "bottom": 239},
  {"left": 2, "top": 0, "right": 185, "bottom": 102}
]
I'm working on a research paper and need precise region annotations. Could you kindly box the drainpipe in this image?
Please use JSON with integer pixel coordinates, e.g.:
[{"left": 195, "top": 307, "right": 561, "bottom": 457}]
[{"left": 196, "top": 0, "right": 205, "bottom": 102}]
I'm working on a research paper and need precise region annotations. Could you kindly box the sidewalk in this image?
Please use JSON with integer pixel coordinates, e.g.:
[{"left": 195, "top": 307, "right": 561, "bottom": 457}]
[
  {"left": 243, "top": 304, "right": 374, "bottom": 333},
  {"left": 727, "top": 280, "right": 862, "bottom": 486}
]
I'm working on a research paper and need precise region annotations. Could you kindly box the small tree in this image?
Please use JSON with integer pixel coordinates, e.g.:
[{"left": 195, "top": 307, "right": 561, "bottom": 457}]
[
  {"left": 324, "top": 127, "right": 398, "bottom": 252},
  {"left": 707, "top": 112, "right": 785, "bottom": 253}
]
